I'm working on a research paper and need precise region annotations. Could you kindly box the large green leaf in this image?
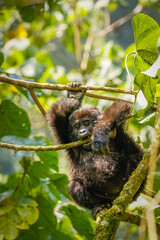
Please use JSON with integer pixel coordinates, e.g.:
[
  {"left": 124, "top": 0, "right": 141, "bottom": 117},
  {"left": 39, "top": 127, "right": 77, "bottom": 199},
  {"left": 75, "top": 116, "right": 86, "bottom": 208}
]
[
  {"left": 34, "top": 136, "right": 59, "bottom": 172},
  {"left": 132, "top": 14, "right": 160, "bottom": 119},
  {"left": 132, "top": 14, "right": 160, "bottom": 59},
  {"left": 0, "top": 100, "right": 31, "bottom": 138},
  {"left": 61, "top": 204, "right": 94, "bottom": 240},
  {"left": 17, "top": 198, "right": 39, "bottom": 226},
  {"left": 0, "top": 220, "right": 18, "bottom": 240},
  {"left": 26, "top": 195, "right": 57, "bottom": 240},
  {"left": 50, "top": 173, "right": 69, "bottom": 199}
]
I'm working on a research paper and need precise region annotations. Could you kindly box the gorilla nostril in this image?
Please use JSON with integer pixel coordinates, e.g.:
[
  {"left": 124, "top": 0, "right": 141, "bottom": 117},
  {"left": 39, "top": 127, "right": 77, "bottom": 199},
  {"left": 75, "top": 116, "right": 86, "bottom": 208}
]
[{"left": 79, "top": 129, "right": 86, "bottom": 134}]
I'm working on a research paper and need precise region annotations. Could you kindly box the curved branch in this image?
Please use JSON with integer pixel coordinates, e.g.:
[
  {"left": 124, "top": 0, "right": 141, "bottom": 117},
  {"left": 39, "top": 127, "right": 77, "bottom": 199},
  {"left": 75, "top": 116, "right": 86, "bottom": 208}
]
[
  {"left": 85, "top": 92, "right": 133, "bottom": 103},
  {"left": 0, "top": 75, "right": 137, "bottom": 95},
  {"left": 28, "top": 89, "right": 46, "bottom": 117},
  {"left": 0, "top": 138, "right": 90, "bottom": 152},
  {"left": 97, "top": 4, "right": 143, "bottom": 38}
]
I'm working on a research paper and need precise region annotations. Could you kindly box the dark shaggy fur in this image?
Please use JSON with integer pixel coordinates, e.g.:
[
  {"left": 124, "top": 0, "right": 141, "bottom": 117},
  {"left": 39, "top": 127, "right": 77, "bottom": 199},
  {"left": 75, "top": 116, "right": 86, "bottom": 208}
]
[{"left": 47, "top": 96, "right": 143, "bottom": 218}]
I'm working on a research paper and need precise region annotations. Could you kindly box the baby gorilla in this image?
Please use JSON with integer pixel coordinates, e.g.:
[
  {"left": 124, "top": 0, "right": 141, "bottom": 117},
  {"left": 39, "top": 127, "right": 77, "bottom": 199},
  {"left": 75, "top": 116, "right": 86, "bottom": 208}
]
[{"left": 46, "top": 83, "right": 143, "bottom": 218}]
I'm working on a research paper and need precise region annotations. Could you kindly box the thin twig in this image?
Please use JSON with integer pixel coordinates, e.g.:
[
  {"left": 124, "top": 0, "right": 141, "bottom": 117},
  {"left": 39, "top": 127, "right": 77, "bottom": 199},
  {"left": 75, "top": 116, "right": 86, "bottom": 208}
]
[
  {"left": 0, "top": 75, "right": 137, "bottom": 95},
  {"left": 73, "top": 2, "right": 82, "bottom": 66},
  {"left": 0, "top": 138, "right": 91, "bottom": 152},
  {"left": 97, "top": 3, "right": 143, "bottom": 38},
  {"left": 125, "top": 51, "right": 136, "bottom": 91},
  {"left": 85, "top": 92, "right": 133, "bottom": 103},
  {"left": 28, "top": 89, "right": 46, "bottom": 117},
  {"left": 80, "top": 28, "right": 94, "bottom": 72}
]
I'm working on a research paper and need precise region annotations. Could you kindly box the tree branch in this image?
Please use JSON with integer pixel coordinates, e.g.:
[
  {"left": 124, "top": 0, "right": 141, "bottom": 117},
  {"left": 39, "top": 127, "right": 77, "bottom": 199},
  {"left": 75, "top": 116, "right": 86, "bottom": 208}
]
[
  {"left": 0, "top": 75, "right": 137, "bottom": 95},
  {"left": 0, "top": 138, "right": 90, "bottom": 152},
  {"left": 28, "top": 88, "right": 46, "bottom": 117},
  {"left": 73, "top": 2, "right": 82, "bottom": 66},
  {"left": 97, "top": 3, "right": 143, "bottom": 38},
  {"left": 94, "top": 152, "right": 149, "bottom": 240},
  {"left": 80, "top": 28, "right": 94, "bottom": 72},
  {"left": 85, "top": 92, "right": 133, "bottom": 103}
]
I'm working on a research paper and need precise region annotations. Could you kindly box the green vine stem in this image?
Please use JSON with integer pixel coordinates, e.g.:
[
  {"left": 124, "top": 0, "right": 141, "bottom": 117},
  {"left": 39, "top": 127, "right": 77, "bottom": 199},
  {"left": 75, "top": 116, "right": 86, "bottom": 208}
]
[{"left": 0, "top": 138, "right": 90, "bottom": 152}]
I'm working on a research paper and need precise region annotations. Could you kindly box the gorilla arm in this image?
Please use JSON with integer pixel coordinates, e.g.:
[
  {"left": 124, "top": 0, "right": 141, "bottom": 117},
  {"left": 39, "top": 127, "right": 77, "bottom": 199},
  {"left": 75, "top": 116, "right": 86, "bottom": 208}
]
[
  {"left": 46, "top": 83, "right": 84, "bottom": 145},
  {"left": 92, "top": 100, "right": 132, "bottom": 154}
]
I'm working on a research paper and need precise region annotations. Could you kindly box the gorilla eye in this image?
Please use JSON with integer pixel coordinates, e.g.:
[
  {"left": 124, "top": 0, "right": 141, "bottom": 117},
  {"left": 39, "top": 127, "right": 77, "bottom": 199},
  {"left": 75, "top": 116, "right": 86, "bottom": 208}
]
[
  {"left": 74, "top": 122, "right": 80, "bottom": 129},
  {"left": 83, "top": 120, "right": 90, "bottom": 126}
]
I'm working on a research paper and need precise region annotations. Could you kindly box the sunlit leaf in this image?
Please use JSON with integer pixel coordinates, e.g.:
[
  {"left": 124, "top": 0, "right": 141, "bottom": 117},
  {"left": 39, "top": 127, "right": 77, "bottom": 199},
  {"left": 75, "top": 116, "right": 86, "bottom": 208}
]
[
  {"left": 155, "top": 84, "right": 160, "bottom": 97},
  {"left": 17, "top": 198, "right": 39, "bottom": 225},
  {"left": 133, "top": 14, "right": 160, "bottom": 56},
  {"left": 0, "top": 220, "right": 18, "bottom": 240}
]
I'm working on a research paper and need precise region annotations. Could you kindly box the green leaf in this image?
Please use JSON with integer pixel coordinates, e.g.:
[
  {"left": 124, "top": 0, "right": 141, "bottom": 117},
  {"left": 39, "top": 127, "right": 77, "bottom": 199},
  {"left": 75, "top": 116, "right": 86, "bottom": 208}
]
[
  {"left": 0, "top": 100, "right": 31, "bottom": 138},
  {"left": 0, "top": 220, "right": 18, "bottom": 240},
  {"left": 30, "top": 161, "right": 50, "bottom": 179},
  {"left": 134, "top": 55, "right": 159, "bottom": 103},
  {"left": 132, "top": 103, "right": 156, "bottom": 122},
  {"left": 19, "top": 6, "right": 36, "bottom": 23},
  {"left": 133, "top": 14, "right": 160, "bottom": 106},
  {"left": 0, "top": 51, "right": 4, "bottom": 66},
  {"left": 29, "top": 195, "right": 57, "bottom": 239},
  {"left": 138, "top": 113, "right": 155, "bottom": 127},
  {"left": 0, "top": 189, "right": 14, "bottom": 203},
  {"left": 61, "top": 204, "right": 94, "bottom": 240},
  {"left": 17, "top": 198, "right": 39, "bottom": 225},
  {"left": 0, "top": 199, "right": 13, "bottom": 215},
  {"left": 41, "top": 182, "right": 61, "bottom": 202},
  {"left": 34, "top": 136, "right": 59, "bottom": 171},
  {"left": 20, "top": 156, "right": 32, "bottom": 170},
  {"left": 155, "top": 207, "right": 160, "bottom": 224},
  {"left": 141, "top": 55, "right": 160, "bottom": 77},
  {"left": 155, "top": 83, "right": 160, "bottom": 97},
  {"left": 18, "top": 198, "right": 38, "bottom": 207},
  {"left": 135, "top": 73, "right": 159, "bottom": 103},
  {"left": 153, "top": 172, "right": 160, "bottom": 194},
  {"left": 50, "top": 173, "right": 69, "bottom": 199},
  {"left": 132, "top": 14, "right": 160, "bottom": 57}
]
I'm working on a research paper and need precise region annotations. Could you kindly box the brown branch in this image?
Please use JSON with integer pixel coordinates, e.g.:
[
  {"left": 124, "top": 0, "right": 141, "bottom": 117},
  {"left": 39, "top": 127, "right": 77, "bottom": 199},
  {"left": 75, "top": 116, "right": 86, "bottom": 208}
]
[
  {"left": 85, "top": 92, "right": 133, "bottom": 103},
  {"left": 73, "top": 5, "right": 82, "bottom": 66},
  {"left": 0, "top": 138, "right": 90, "bottom": 152},
  {"left": 28, "top": 89, "right": 46, "bottom": 117},
  {"left": 80, "top": 28, "right": 94, "bottom": 72},
  {"left": 97, "top": 3, "right": 143, "bottom": 38},
  {"left": 0, "top": 75, "right": 137, "bottom": 95}
]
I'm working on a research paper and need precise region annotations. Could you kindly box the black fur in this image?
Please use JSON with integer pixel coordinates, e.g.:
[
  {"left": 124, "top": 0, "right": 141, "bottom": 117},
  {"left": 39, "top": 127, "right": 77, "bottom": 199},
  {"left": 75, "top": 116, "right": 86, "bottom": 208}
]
[{"left": 47, "top": 93, "right": 143, "bottom": 218}]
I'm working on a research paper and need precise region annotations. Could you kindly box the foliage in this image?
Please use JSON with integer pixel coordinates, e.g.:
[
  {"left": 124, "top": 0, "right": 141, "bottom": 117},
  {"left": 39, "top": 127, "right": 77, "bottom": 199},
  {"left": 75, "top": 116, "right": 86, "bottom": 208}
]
[{"left": 0, "top": 1, "right": 160, "bottom": 239}]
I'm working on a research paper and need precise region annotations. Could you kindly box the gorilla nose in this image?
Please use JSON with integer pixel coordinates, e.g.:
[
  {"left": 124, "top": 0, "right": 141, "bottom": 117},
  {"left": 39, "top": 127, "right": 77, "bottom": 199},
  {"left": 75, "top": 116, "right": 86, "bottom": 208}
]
[{"left": 78, "top": 129, "right": 87, "bottom": 138}]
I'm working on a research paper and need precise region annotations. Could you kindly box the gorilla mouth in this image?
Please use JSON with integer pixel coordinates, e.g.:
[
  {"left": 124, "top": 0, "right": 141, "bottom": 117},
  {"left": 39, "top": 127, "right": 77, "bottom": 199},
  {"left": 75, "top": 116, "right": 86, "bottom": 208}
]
[{"left": 80, "top": 136, "right": 92, "bottom": 150}]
